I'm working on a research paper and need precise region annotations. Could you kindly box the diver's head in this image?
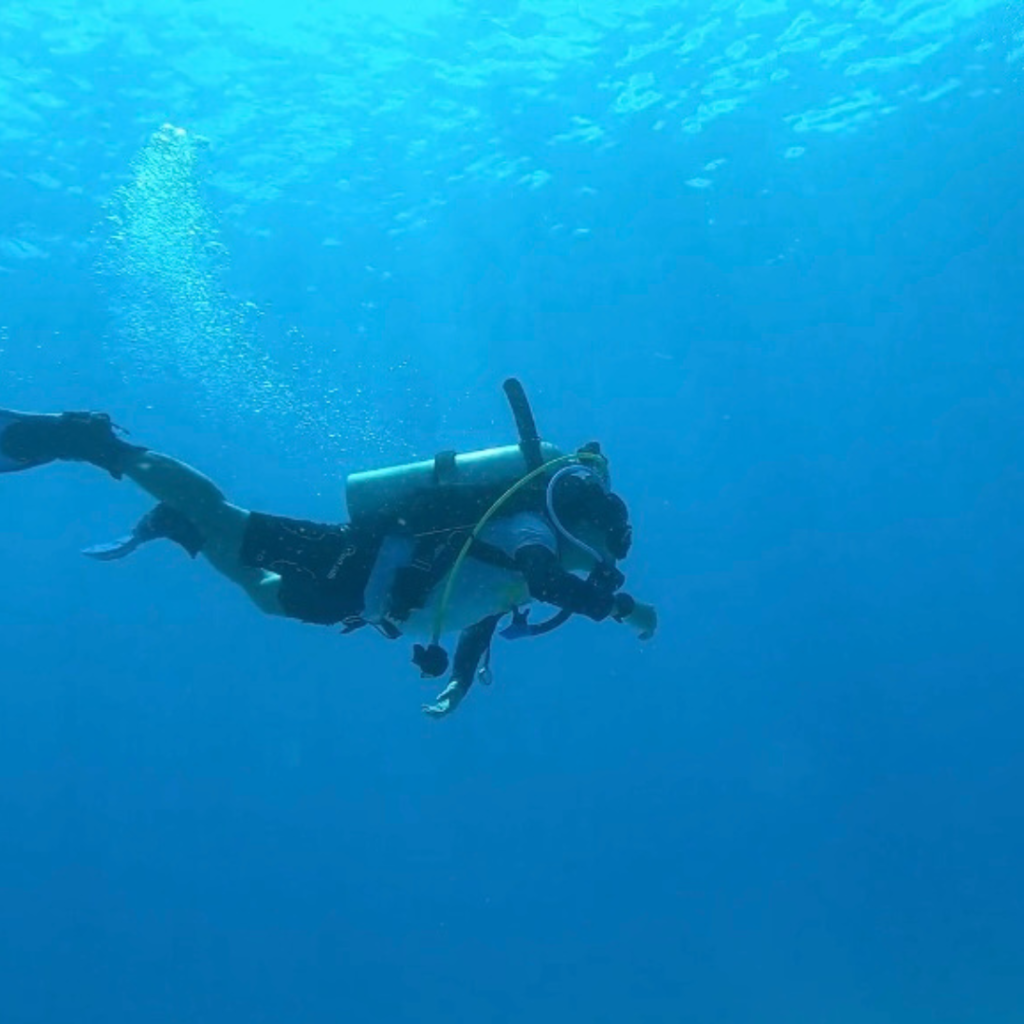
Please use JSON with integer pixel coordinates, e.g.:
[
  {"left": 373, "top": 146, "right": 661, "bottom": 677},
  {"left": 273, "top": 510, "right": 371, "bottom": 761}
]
[{"left": 547, "top": 464, "right": 633, "bottom": 567}]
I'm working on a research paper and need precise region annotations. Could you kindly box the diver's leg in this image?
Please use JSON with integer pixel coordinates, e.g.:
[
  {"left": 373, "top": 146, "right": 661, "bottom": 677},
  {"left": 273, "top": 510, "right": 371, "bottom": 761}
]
[
  {"left": 0, "top": 409, "right": 284, "bottom": 616},
  {"left": 120, "top": 449, "right": 285, "bottom": 616}
]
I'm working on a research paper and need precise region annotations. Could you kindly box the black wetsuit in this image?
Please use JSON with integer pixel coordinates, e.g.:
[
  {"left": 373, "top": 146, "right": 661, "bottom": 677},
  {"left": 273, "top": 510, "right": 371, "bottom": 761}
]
[{"left": 239, "top": 512, "right": 382, "bottom": 626}]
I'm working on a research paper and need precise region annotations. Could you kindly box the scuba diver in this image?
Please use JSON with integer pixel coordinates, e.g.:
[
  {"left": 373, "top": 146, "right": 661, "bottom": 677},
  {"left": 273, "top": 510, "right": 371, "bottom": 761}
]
[{"left": 0, "top": 379, "right": 657, "bottom": 718}]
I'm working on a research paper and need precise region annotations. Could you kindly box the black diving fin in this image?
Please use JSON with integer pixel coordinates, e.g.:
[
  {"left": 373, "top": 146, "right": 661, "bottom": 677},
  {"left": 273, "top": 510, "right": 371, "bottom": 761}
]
[{"left": 0, "top": 410, "right": 50, "bottom": 472}]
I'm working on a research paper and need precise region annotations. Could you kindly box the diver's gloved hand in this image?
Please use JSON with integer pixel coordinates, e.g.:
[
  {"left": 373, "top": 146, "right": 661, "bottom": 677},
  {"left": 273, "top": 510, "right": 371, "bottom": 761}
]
[
  {"left": 422, "top": 678, "right": 468, "bottom": 719},
  {"left": 612, "top": 593, "right": 658, "bottom": 641}
]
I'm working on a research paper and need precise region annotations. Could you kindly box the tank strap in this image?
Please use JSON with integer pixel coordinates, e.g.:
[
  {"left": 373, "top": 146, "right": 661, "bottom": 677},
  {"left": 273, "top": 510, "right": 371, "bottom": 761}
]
[{"left": 433, "top": 450, "right": 458, "bottom": 486}]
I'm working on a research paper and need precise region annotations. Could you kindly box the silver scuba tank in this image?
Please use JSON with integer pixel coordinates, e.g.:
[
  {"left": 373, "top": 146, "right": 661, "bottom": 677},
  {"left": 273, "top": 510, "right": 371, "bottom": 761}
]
[{"left": 345, "top": 441, "right": 563, "bottom": 530}]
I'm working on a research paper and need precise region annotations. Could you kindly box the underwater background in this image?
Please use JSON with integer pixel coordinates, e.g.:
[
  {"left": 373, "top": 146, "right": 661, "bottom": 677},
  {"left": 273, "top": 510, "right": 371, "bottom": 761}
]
[{"left": 1, "top": 0, "right": 1023, "bottom": 1020}]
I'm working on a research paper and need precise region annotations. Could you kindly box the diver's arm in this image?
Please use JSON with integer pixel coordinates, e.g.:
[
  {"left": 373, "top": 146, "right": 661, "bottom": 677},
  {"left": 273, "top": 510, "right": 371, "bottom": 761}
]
[
  {"left": 422, "top": 615, "right": 501, "bottom": 719},
  {"left": 515, "top": 544, "right": 656, "bottom": 638},
  {"left": 514, "top": 544, "right": 620, "bottom": 620},
  {"left": 451, "top": 614, "right": 500, "bottom": 685}
]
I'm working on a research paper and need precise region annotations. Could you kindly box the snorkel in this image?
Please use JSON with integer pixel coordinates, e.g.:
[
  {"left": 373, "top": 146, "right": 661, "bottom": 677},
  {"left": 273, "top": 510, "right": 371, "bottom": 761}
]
[{"left": 545, "top": 464, "right": 613, "bottom": 568}]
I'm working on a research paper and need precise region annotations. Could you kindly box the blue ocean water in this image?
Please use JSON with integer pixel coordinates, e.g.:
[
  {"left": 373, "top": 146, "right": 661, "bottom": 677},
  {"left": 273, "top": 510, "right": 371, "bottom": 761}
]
[{"left": 1, "top": 0, "right": 1022, "bottom": 1020}]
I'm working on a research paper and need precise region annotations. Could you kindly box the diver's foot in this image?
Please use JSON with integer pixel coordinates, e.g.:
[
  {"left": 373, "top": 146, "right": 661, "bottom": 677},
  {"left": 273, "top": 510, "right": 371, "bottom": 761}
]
[
  {"left": 83, "top": 502, "right": 205, "bottom": 561},
  {"left": 0, "top": 410, "right": 145, "bottom": 478},
  {"left": 135, "top": 502, "right": 205, "bottom": 557}
]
